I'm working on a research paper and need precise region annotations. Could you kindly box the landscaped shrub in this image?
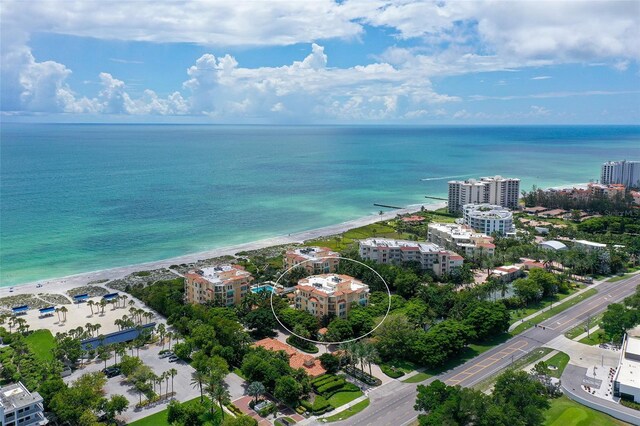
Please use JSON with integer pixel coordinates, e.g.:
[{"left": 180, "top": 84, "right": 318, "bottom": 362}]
[
  {"left": 312, "top": 395, "right": 333, "bottom": 414},
  {"left": 225, "top": 402, "right": 244, "bottom": 416},
  {"left": 316, "top": 379, "right": 347, "bottom": 394},
  {"left": 312, "top": 374, "right": 336, "bottom": 385},
  {"left": 312, "top": 377, "right": 343, "bottom": 391},
  {"left": 324, "top": 383, "right": 360, "bottom": 399},
  {"left": 300, "top": 400, "right": 313, "bottom": 411},
  {"left": 380, "top": 364, "right": 405, "bottom": 379},
  {"left": 344, "top": 366, "right": 382, "bottom": 386}
]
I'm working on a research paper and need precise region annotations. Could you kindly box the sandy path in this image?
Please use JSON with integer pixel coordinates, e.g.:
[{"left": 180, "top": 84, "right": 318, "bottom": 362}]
[{"left": 1, "top": 202, "right": 445, "bottom": 298}]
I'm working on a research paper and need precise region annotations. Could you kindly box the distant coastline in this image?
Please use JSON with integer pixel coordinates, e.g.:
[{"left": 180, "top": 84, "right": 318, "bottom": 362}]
[{"left": 0, "top": 202, "right": 444, "bottom": 295}]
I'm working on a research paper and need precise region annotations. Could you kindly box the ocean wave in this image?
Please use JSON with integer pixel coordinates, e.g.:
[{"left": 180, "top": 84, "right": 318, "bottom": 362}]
[{"left": 420, "top": 174, "right": 474, "bottom": 181}]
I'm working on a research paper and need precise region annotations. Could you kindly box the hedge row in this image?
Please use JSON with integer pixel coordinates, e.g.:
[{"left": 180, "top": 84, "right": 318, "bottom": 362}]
[
  {"left": 324, "top": 383, "right": 360, "bottom": 399},
  {"left": 313, "top": 376, "right": 343, "bottom": 391},
  {"left": 312, "top": 374, "right": 337, "bottom": 386},
  {"left": 312, "top": 395, "right": 333, "bottom": 414},
  {"left": 316, "top": 379, "right": 347, "bottom": 395}
]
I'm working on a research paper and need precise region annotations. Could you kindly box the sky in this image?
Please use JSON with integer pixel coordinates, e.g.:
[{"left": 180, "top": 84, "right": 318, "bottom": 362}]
[{"left": 1, "top": 0, "right": 639, "bottom": 124}]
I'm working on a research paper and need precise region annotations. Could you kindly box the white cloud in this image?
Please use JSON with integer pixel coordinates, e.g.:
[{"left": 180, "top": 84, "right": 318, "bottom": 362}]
[{"left": 531, "top": 76, "right": 551, "bottom": 80}]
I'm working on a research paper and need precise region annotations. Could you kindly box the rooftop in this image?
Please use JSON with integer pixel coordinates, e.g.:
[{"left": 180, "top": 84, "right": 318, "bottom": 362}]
[
  {"left": 286, "top": 247, "right": 339, "bottom": 261},
  {"left": 539, "top": 240, "right": 568, "bottom": 250},
  {"left": 574, "top": 240, "right": 607, "bottom": 248},
  {"left": 360, "top": 238, "right": 446, "bottom": 253},
  {"left": 0, "top": 382, "right": 42, "bottom": 412},
  {"left": 463, "top": 204, "right": 513, "bottom": 219},
  {"left": 297, "top": 274, "right": 368, "bottom": 296},
  {"left": 616, "top": 336, "right": 640, "bottom": 390},
  {"left": 253, "top": 338, "right": 326, "bottom": 377},
  {"left": 187, "top": 264, "right": 251, "bottom": 285}
]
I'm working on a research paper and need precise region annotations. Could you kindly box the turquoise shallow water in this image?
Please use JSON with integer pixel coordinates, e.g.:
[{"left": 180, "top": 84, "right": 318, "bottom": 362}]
[{"left": 1, "top": 124, "right": 639, "bottom": 286}]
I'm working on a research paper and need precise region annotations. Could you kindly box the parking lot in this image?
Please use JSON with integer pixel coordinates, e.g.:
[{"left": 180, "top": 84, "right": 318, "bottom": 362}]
[{"left": 64, "top": 340, "right": 201, "bottom": 423}]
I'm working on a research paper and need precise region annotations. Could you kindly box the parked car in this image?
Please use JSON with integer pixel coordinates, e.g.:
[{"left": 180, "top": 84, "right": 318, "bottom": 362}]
[
  {"left": 159, "top": 351, "right": 174, "bottom": 359},
  {"left": 101, "top": 367, "right": 121, "bottom": 378},
  {"left": 168, "top": 355, "right": 179, "bottom": 363}
]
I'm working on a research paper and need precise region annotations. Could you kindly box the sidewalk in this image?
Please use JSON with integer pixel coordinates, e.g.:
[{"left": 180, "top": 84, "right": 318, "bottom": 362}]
[
  {"left": 574, "top": 325, "right": 600, "bottom": 341},
  {"left": 508, "top": 276, "right": 610, "bottom": 332}
]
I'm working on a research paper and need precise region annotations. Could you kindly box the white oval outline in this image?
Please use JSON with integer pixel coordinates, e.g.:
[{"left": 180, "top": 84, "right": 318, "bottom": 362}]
[{"left": 270, "top": 255, "right": 391, "bottom": 345}]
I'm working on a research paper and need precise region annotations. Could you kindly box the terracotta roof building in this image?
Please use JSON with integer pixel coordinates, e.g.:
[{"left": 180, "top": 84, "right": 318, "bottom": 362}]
[
  {"left": 284, "top": 247, "right": 340, "bottom": 275},
  {"left": 359, "top": 238, "right": 464, "bottom": 276},
  {"left": 295, "top": 274, "right": 369, "bottom": 319},
  {"left": 253, "top": 338, "right": 326, "bottom": 378},
  {"left": 185, "top": 264, "right": 253, "bottom": 306}
]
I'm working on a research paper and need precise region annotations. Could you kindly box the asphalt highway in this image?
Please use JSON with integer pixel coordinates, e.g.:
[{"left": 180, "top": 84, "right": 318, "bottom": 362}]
[{"left": 330, "top": 273, "right": 640, "bottom": 426}]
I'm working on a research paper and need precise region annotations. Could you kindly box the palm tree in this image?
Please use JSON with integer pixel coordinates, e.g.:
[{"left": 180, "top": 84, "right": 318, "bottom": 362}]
[
  {"left": 87, "top": 300, "right": 95, "bottom": 315},
  {"left": 208, "top": 379, "right": 230, "bottom": 418},
  {"left": 157, "top": 323, "right": 166, "bottom": 348},
  {"left": 54, "top": 307, "right": 61, "bottom": 322},
  {"left": 247, "top": 381, "right": 265, "bottom": 404},
  {"left": 169, "top": 368, "right": 178, "bottom": 396},
  {"left": 121, "top": 294, "right": 129, "bottom": 308},
  {"left": 99, "top": 300, "right": 107, "bottom": 315},
  {"left": 164, "top": 371, "right": 170, "bottom": 398},
  {"left": 94, "top": 323, "right": 102, "bottom": 337},
  {"left": 166, "top": 331, "right": 174, "bottom": 350},
  {"left": 60, "top": 306, "right": 68, "bottom": 322},
  {"left": 191, "top": 370, "right": 206, "bottom": 403},
  {"left": 156, "top": 374, "right": 163, "bottom": 398}
]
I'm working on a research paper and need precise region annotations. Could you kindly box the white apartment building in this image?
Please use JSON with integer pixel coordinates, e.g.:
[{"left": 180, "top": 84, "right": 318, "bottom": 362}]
[
  {"left": 462, "top": 204, "right": 515, "bottom": 236},
  {"left": 448, "top": 175, "right": 520, "bottom": 213},
  {"left": 427, "top": 222, "right": 495, "bottom": 257},
  {"left": 0, "top": 382, "right": 47, "bottom": 426},
  {"left": 359, "top": 238, "right": 464, "bottom": 276},
  {"left": 613, "top": 334, "right": 640, "bottom": 402},
  {"left": 601, "top": 160, "right": 640, "bottom": 187}
]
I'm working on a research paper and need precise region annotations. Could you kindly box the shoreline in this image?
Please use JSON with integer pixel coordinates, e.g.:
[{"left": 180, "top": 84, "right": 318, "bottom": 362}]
[{"left": 0, "top": 202, "right": 445, "bottom": 298}]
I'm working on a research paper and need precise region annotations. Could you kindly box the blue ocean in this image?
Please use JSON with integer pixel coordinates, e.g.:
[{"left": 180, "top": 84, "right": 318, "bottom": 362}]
[{"left": 1, "top": 124, "right": 639, "bottom": 286}]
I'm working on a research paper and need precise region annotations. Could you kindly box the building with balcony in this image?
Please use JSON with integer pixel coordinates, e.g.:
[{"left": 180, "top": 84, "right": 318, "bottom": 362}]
[
  {"left": 283, "top": 247, "right": 340, "bottom": 274},
  {"left": 448, "top": 175, "right": 520, "bottom": 213},
  {"left": 358, "top": 238, "right": 464, "bottom": 276},
  {"left": 295, "top": 274, "right": 369, "bottom": 319},
  {"left": 462, "top": 204, "right": 515, "bottom": 236},
  {"left": 427, "top": 222, "right": 495, "bottom": 258},
  {"left": 601, "top": 160, "right": 640, "bottom": 188},
  {"left": 0, "top": 382, "right": 47, "bottom": 426},
  {"left": 185, "top": 264, "right": 254, "bottom": 306}
]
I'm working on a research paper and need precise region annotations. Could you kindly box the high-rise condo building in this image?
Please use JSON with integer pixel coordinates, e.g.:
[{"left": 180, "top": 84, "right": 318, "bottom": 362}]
[
  {"left": 601, "top": 160, "right": 640, "bottom": 188},
  {"left": 448, "top": 175, "right": 520, "bottom": 213}
]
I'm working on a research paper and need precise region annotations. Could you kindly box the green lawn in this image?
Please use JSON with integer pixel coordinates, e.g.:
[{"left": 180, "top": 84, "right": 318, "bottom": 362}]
[
  {"left": 425, "top": 333, "right": 512, "bottom": 376},
  {"left": 324, "top": 399, "right": 370, "bottom": 422},
  {"left": 509, "top": 285, "right": 584, "bottom": 324},
  {"left": 25, "top": 329, "right": 55, "bottom": 362},
  {"left": 511, "top": 289, "right": 598, "bottom": 335},
  {"left": 128, "top": 397, "right": 220, "bottom": 426},
  {"left": 328, "top": 390, "right": 364, "bottom": 408},
  {"left": 545, "top": 351, "right": 570, "bottom": 378},
  {"left": 607, "top": 269, "right": 640, "bottom": 282},
  {"left": 579, "top": 329, "right": 606, "bottom": 346},
  {"left": 544, "top": 396, "right": 627, "bottom": 426},
  {"left": 305, "top": 222, "right": 412, "bottom": 251},
  {"left": 402, "top": 372, "right": 431, "bottom": 383},
  {"left": 565, "top": 313, "right": 603, "bottom": 340}
]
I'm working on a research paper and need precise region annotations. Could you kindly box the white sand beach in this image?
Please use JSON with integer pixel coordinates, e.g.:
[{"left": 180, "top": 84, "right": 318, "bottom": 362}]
[{"left": 0, "top": 202, "right": 445, "bottom": 299}]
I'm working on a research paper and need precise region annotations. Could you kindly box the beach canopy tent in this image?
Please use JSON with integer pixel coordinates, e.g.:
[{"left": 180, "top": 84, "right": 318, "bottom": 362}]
[
  {"left": 73, "top": 294, "right": 89, "bottom": 303},
  {"left": 39, "top": 306, "right": 55, "bottom": 314},
  {"left": 11, "top": 305, "right": 29, "bottom": 315},
  {"left": 102, "top": 292, "right": 119, "bottom": 301},
  {"left": 81, "top": 322, "right": 156, "bottom": 350}
]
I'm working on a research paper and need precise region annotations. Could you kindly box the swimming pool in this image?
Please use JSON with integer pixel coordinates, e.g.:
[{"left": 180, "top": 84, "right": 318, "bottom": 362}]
[{"left": 251, "top": 285, "right": 275, "bottom": 294}]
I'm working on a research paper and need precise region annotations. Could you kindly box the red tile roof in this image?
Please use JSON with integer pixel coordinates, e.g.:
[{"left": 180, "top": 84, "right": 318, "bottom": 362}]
[{"left": 253, "top": 338, "right": 326, "bottom": 377}]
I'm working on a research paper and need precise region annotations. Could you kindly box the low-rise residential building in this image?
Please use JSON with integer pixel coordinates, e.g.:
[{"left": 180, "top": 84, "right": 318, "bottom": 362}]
[
  {"left": 613, "top": 334, "right": 640, "bottom": 402},
  {"left": 631, "top": 190, "right": 640, "bottom": 205},
  {"left": 427, "top": 222, "right": 495, "bottom": 257},
  {"left": 401, "top": 215, "right": 426, "bottom": 224},
  {"left": 295, "top": 274, "right": 369, "bottom": 319},
  {"left": 462, "top": 204, "right": 515, "bottom": 236},
  {"left": 253, "top": 338, "right": 326, "bottom": 377},
  {"left": 490, "top": 265, "right": 524, "bottom": 283},
  {"left": 184, "top": 264, "right": 254, "bottom": 306},
  {"left": 0, "top": 382, "right": 47, "bottom": 426},
  {"left": 523, "top": 206, "right": 549, "bottom": 215},
  {"left": 538, "top": 208, "right": 567, "bottom": 218},
  {"left": 284, "top": 247, "right": 340, "bottom": 274},
  {"left": 588, "top": 183, "right": 627, "bottom": 199},
  {"left": 574, "top": 240, "right": 607, "bottom": 252},
  {"left": 359, "top": 238, "right": 464, "bottom": 276}
]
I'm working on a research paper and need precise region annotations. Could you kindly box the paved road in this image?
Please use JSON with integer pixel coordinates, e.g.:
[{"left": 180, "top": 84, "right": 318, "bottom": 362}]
[{"left": 328, "top": 273, "right": 640, "bottom": 426}]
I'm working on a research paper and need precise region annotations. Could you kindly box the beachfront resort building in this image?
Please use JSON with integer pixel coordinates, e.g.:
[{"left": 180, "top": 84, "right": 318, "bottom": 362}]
[
  {"left": 427, "top": 222, "right": 495, "bottom": 258},
  {"left": 613, "top": 334, "right": 640, "bottom": 402},
  {"left": 601, "top": 160, "right": 640, "bottom": 188},
  {"left": 359, "top": 238, "right": 464, "bottom": 276},
  {"left": 185, "top": 264, "right": 254, "bottom": 306},
  {"left": 0, "top": 382, "right": 47, "bottom": 426},
  {"left": 448, "top": 175, "right": 520, "bottom": 214},
  {"left": 284, "top": 247, "right": 340, "bottom": 274},
  {"left": 462, "top": 204, "right": 515, "bottom": 236},
  {"left": 294, "top": 274, "right": 369, "bottom": 319}
]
